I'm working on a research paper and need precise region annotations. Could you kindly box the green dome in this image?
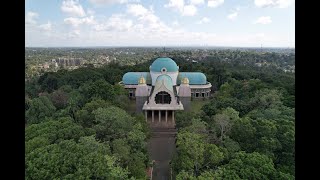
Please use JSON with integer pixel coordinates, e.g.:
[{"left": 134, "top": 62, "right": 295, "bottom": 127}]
[
  {"left": 122, "top": 72, "right": 151, "bottom": 85},
  {"left": 150, "top": 57, "right": 179, "bottom": 72},
  {"left": 177, "top": 72, "right": 207, "bottom": 85}
]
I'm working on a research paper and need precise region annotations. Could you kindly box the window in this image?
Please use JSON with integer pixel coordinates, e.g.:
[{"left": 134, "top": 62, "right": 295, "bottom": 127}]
[{"left": 155, "top": 91, "right": 171, "bottom": 104}]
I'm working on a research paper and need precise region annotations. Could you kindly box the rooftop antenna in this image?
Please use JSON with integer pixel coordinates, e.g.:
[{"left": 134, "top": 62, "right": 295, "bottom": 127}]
[{"left": 163, "top": 46, "right": 166, "bottom": 57}]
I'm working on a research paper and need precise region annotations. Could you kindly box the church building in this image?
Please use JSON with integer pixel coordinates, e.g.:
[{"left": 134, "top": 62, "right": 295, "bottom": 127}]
[{"left": 120, "top": 57, "right": 212, "bottom": 126}]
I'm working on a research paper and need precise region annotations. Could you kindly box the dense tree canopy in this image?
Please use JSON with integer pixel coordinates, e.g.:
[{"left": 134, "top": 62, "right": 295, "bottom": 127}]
[{"left": 26, "top": 49, "right": 294, "bottom": 179}]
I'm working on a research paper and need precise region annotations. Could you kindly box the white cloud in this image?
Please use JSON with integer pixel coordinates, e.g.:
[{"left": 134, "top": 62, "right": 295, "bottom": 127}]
[
  {"left": 94, "top": 14, "right": 133, "bottom": 31},
  {"left": 165, "top": 0, "right": 185, "bottom": 12},
  {"left": 254, "top": 0, "right": 293, "bottom": 8},
  {"left": 25, "top": 11, "right": 39, "bottom": 24},
  {"left": 61, "top": 0, "right": 86, "bottom": 17},
  {"left": 89, "top": 0, "right": 139, "bottom": 5},
  {"left": 208, "top": 0, "right": 224, "bottom": 8},
  {"left": 39, "top": 22, "right": 52, "bottom": 31},
  {"left": 227, "top": 12, "right": 238, "bottom": 20},
  {"left": 165, "top": 0, "right": 198, "bottom": 16},
  {"left": 196, "top": 17, "right": 210, "bottom": 24},
  {"left": 182, "top": 5, "right": 197, "bottom": 16},
  {"left": 64, "top": 16, "right": 96, "bottom": 27},
  {"left": 127, "top": 4, "right": 149, "bottom": 16},
  {"left": 190, "top": 0, "right": 204, "bottom": 5},
  {"left": 67, "top": 30, "right": 81, "bottom": 38},
  {"left": 254, "top": 16, "right": 272, "bottom": 24}
]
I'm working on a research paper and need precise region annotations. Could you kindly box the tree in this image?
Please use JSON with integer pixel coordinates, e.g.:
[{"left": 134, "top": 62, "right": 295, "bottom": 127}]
[
  {"left": 203, "top": 144, "right": 224, "bottom": 168},
  {"left": 174, "top": 132, "right": 205, "bottom": 173},
  {"left": 26, "top": 96, "right": 56, "bottom": 124},
  {"left": 111, "top": 138, "right": 131, "bottom": 165},
  {"left": 182, "top": 118, "right": 207, "bottom": 135},
  {"left": 93, "top": 106, "right": 133, "bottom": 142},
  {"left": 80, "top": 79, "right": 115, "bottom": 102},
  {"left": 175, "top": 111, "right": 196, "bottom": 129},
  {"left": 213, "top": 114, "right": 232, "bottom": 141},
  {"left": 127, "top": 151, "right": 147, "bottom": 179},
  {"left": 127, "top": 123, "right": 147, "bottom": 153},
  {"left": 50, "top": 89, "right": 69, "bottom": 109},
  {"left": 25, "top": 117, "right": 94, "bottom": 151},
  {"left": 75, "top": 99, "right": 111, "bottom": 127},
  {"left": 214, "top": 151, "right": 277, "bottom": 180},
  {"left": 230, "top": 117, "right": 256, "bottom": 152},
  {"left": 26, "top": 139, "right": 129, "bottom": 180},
  {"left": 176, "top": 170, "right": 196, "bottom": 180}
]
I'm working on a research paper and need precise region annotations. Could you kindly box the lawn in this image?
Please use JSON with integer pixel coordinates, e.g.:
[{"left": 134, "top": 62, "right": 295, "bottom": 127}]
[{"left": 190, "top": 99, "right": 209, "bottom": 113}]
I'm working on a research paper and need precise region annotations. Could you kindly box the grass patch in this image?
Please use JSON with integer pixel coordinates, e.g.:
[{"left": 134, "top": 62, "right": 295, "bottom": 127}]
[{"left": 190, "top": 99, "right": 209, "bottom": 113}]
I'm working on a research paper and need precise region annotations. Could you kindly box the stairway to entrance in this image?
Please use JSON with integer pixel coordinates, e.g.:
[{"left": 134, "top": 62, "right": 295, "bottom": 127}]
[{"left": 147, "top": 127, "right": 177, "bottom": 180}]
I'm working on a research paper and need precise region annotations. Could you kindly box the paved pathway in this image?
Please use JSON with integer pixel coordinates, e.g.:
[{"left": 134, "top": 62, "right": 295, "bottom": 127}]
[{"left": 147, "top": 127, "right": 177, "bottom": 180}]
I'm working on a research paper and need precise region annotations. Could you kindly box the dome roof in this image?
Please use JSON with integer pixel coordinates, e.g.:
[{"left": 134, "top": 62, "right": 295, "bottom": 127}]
[
  {"left": 122, "top": 72, "right": 151, "bottom": 85},
  {"left": 177, "top": 72, "right": 207, "bottom": 85},
  {"left": 150, "top": 57, "right": 179, "bottom": 72}
]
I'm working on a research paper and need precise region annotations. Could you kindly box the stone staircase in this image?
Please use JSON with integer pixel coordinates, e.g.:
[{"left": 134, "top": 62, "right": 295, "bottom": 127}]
[{"left": 150, "top": 127, "right": 177, "bottom": 138}]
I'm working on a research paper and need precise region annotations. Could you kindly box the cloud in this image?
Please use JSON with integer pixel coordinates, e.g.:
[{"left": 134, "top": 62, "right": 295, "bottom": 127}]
[
  {"left": 64, "top": 16, "right": 96, "bottom": 27},
  {"left": 190, "top": 0, "right": 205, "bottom": 5},
  {"left": 89, "top": 0, "right": 139, "bottom": 5},
  {"left": 67, "top": 30, "right": 81, "bottom": 38},
  {"left": 61, "top": 0, "right": 86, "bottom": 17},
  {"left": 254, "top": 16, "right": 272, "bottom": 24},
  {"left": 254, "top": 0, "right": 293, "bottom": 8},
  {"left": 165, "top": 0, "right": 184, "bottom": 12},
  {"left": 196, "top": 17, "right": 210, "bottom": 24},
  {"left": 227, "top": 12, "right": 238, "bottom": 20},
  {"left": 25, "top": 11, "right": 39, "bottom": 24},
  {"left": 208, "top": 0, "right": 224, "bottom": 8},
  {"left": 39, "top": 22, "right": 52, "bottom": 31},
  {"left": 182, "top": 5, "right": 197, "bottom": 16},
  {"left": 94, "top": 14, "right": 133, "bottom": 31},
  {"left": 165, "top": 0, "right": 198, "bottom": 16},
  {"left": 127, "top": 4, "right": 149, "bottom": 16}
]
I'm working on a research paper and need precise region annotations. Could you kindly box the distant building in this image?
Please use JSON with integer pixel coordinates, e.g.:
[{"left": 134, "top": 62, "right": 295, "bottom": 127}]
[{"left": 120, "top": 57, "right": 212, "bottom": 127}]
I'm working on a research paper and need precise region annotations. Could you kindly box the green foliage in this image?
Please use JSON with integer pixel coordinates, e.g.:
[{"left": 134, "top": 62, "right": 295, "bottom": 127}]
[
  {"left": 112, "top": 138, "right": 131, "bottom": 164},
  {"left": 175, "top": 111, "right": 197, "bottom": 129},
  {"left": 127, "top": 123, "right": 147, "bottom": 153},
  {"left": 79, "top": 79, "right": 115, "bottom": 102},
  {"left": 26, "top": 96, "right": 56, "bottom": 124},
  {"left": 203, "top": 144, "right": 224, "bottom": 167},
  {"left": 176, "top": 170, "right": 196, "bottom": 180},
  {"left": 127, "top": 151, "right": 147, "bottom": 179},
  {"left": 174, "top": 132, "right": 205, "bottom": 172},
  {"left": 230, "top": 117, "right": 257, "bottom": 151},
  {"left": 50, "top": 89, "right": 69, "bottom": 109},
  {"left": 214, "top": 151, "right": 277, "bottom": 180},
  {"left": 26, "top": 49, "right": 295, "bottom": 179},
  {"left": 25, "top": 117, "right": 94, "bottom": 153},
  {"left": 26, "top": 139, "right": 128, "bottom": 180},
  {"left": 75, "top": 98, "right": 111, "bottom": 127},
  {"left": 182, "top": 118, "right": 208, "bottom": 134},
  {"left": 93, "top": 106, "right": 133, "bottom": 142}
]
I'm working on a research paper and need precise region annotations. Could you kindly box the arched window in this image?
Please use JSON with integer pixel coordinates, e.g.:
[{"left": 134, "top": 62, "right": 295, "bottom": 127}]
[{"left": 155, "top": 91, "right": 171, "bottom": 104}]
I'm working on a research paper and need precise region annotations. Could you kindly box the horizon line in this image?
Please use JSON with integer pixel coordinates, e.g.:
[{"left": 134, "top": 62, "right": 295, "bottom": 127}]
[{"left": 25, "top": 45, "right": 295, "bottom": 49}]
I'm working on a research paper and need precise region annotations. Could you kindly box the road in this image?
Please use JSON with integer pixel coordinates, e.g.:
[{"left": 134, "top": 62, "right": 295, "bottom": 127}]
[{"left": 147, "top": 127, "right": 177, "bottom": 180}]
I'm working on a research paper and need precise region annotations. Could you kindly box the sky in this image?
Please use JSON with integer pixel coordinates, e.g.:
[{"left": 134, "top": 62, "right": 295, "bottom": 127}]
[{"left": 25, "top": 0, "right": 295, "bottom": 47}]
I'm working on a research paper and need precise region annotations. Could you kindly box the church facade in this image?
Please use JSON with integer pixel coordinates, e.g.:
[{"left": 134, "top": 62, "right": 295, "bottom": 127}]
[{"left": 120, "top": 57, "right": 212, "bottom": 127}]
